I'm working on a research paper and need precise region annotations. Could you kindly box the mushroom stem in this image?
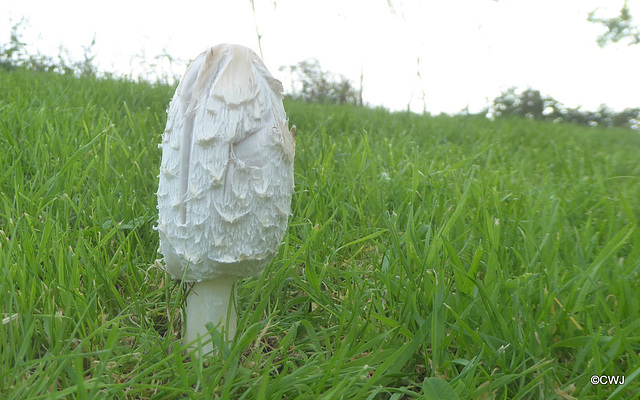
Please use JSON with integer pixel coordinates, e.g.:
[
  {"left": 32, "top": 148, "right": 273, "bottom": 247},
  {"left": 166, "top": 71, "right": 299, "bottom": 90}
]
[{"left": 183, "top": 276, "right": 238, "bottom": 354}]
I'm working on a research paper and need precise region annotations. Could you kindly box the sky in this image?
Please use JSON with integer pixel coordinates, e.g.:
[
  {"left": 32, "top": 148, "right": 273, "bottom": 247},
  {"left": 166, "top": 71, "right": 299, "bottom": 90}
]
[{"left": 1, "top": 0, "right": 638, "bottom": 114}]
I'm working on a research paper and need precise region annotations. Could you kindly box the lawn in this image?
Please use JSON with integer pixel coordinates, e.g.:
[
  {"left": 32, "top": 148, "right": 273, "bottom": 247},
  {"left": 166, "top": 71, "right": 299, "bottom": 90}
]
[{"left": 1, "top": 68, "right": 639, "bottom": 399}]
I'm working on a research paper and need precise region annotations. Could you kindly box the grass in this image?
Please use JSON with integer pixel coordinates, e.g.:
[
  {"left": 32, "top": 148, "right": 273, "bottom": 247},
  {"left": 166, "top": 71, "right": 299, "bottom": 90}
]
[{"left": 0, "top": 67, "right": 639, "bottom": 399}]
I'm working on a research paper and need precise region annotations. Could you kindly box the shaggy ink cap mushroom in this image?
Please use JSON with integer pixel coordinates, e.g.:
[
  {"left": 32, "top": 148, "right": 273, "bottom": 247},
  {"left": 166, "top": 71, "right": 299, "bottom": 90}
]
[{"left": 156, "top": 43, "right": 295, "bottom": 355}]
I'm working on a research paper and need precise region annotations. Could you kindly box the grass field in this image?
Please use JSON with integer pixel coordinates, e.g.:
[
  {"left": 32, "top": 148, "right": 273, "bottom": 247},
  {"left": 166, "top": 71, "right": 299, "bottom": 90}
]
[{"left": 1, "top": 67, "right": 639, "bottom": 399}]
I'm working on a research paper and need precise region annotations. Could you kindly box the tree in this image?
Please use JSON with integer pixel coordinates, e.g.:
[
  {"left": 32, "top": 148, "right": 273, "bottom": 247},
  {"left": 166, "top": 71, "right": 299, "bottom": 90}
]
[
  {"left": 487, "top": 88, "right": 546, "bottom": 120},
  {"left": 588, "top": 1, "right": 640, "bottom": 46},
  {"left": 280, "top": 59, "right": 362, "bottom": 106},
  {"left": 520, "top": 89, "right": 544, "bottom": 120}
]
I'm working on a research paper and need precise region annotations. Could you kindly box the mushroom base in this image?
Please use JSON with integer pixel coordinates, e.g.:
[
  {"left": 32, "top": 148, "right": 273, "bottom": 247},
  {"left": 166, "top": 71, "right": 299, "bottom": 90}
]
[{"left": 183, "top": 276, "right": 238, "bottom": 355}]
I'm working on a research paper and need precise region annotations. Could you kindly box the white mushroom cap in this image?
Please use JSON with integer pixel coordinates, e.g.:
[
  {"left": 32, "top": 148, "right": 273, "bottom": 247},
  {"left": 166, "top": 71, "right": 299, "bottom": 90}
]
[{"left": 156, "top": 44, "right": 295, "bottom": 283}]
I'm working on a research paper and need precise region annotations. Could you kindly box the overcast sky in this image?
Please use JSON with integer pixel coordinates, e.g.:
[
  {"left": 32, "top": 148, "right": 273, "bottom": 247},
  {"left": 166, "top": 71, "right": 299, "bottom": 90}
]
[{"left": 1, "top": 0, "right": 638, "bottom": 114}]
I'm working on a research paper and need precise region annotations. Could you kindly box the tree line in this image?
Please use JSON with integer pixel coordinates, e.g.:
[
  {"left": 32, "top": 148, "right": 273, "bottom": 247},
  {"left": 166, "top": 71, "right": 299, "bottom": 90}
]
[
  {"left": 2, "top": 19, "right": 637, "bottom": 130},
  {"left": 485, "top": 88, "right": 639, "bottom": 130}
]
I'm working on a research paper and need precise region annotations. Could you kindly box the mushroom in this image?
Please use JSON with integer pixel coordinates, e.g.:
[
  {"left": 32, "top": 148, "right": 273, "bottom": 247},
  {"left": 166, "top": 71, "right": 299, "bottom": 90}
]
[{"left": 156, "top": 44, "right": 295, "bottom": 354}]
